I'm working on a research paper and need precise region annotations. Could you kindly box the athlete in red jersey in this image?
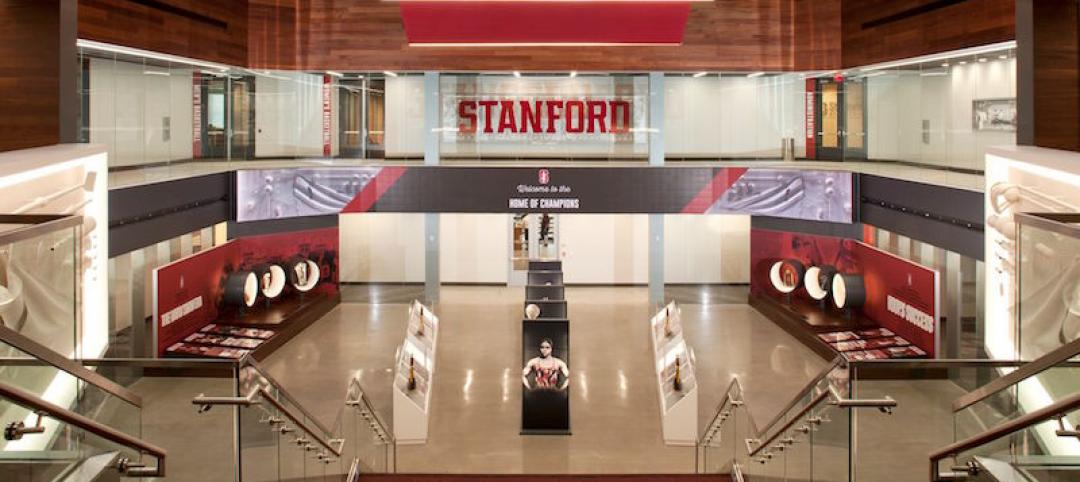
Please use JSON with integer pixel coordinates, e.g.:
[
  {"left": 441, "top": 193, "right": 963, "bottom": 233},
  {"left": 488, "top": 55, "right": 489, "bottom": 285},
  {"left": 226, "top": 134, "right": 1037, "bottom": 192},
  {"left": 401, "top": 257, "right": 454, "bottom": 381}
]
[{"left": 522, "top": 338, "right": 569, "bottom": 391}]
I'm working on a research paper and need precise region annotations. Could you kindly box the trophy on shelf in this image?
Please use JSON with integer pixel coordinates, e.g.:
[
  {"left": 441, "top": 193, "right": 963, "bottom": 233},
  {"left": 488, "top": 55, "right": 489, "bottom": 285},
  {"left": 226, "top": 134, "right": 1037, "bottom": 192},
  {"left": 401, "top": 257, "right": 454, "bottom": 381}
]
[
  {"left": 673, "top": 356, "right": 683, "bottom": 392},
  {"left": 407, "top": 356, "right": 417, "bottom": 391},
  {"left": 663, "top": 306, "right": 673, "bottom": 338},
  {"left": 416, "top": 306, "right": 425, "bottom": 337}
]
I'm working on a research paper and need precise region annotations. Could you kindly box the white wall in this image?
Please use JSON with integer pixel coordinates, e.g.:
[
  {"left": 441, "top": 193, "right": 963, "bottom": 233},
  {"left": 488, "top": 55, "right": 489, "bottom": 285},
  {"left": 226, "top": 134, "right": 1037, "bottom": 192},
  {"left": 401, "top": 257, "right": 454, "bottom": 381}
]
[
  {"left": 559, "top": 215, "right": 650, "bottom": 284},
  {"left": 665, "top": 75, "right": 805, "bottom": 158},
  {"left": 339, "top": 213, "right": 426, "bottom": 283},
  {"left": 440, "top": 214, "right": 509, "bottom": 283},
  {"left": 385, "top": 75, "right": 426, "bottom": 157},
  {"left": 867, "top": 58, "right": 1016, "bottom": 171},
  {"left": 664, "top": 215, "right": 750, "bottom": 283},
  {"left": 89, "top": 58, "right": 194, "bottom": 167},
  {"left": 339, "top": 212, "right": 750, "bottom": 285},
  {"left": 255, "top": 72, "right": 328, "bottom": 158}
]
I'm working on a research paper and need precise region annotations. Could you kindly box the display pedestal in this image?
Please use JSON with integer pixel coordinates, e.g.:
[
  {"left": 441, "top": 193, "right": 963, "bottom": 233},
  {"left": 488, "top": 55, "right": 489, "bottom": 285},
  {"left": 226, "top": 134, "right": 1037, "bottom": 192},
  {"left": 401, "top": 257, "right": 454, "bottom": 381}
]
[
  {"left": 521, "top": 260, "right": 570, "bottom": 435},
  {"left": 650, "top": 301, "right": 698, "bottom": 446},
  {"left": 393, "top": 300, "right": 438, "bottom": 445}
]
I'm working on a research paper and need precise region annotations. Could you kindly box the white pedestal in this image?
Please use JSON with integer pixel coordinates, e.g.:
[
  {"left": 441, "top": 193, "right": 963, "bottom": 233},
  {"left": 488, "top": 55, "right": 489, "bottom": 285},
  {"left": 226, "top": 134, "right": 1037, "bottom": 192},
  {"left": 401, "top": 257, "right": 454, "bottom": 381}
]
[
  {"left": 393, "top": 300, "right": 438, "bottom": 444},
  {"left": 650, "top": 302, "right": 699, "bottom": 446}
]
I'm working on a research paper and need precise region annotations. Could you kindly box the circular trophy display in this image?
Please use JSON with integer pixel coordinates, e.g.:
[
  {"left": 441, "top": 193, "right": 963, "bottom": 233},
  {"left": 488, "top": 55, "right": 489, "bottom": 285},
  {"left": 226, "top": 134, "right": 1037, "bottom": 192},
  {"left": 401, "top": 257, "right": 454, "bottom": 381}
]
[
  {"left": 224, "top": 271, "right": 259, "bottom": 307},
  {"left": 253, "top": 263, "right": 287, "bottom": 299},
  {"left": 804, "top": 265, "right": 837, "bottom": 301},
  {"left": 832, "top": 274, "right": 867, "bottom": 309},
  {"left": 769, "top": 259, "right": 805, "bottom": 294},
  {"left": 287, "top": 257, "right": 321, "bottom": 293}
]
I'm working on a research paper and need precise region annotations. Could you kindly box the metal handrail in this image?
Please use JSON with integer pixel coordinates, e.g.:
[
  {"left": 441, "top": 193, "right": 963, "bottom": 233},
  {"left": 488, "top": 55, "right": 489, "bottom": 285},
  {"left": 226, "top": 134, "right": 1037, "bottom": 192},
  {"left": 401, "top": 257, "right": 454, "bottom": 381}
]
[
  {"left": 0, "top": 324, "right": 142, "bottom": 407},
  {"left": 191, "top": 384, "right": 342, "bottom": 458},
  {"left": 240, "top": 356, "right": 334, "bottom": 437},
  {"left": 699, "top": 377, "right": 743, "bottom": 441},
  {"left": 952, "top": 336, "right": 1080, "bottom": 412},
  {"left": 748, "top": 389, "right": 831, "bottom": 458},
  {"left": 0, "top": 381, "right": 165, "bottom": 477},
  {"left": 754, "top": 356, "right": 844, "bottom": 437},
  {"left": 259, "top": 387, "right": 343, "bottom": 457},
  {"left": 345, "top": 376, "right": 395, "bottom": 446},
  {"left": 930, "top": 391, "right": 1080, "bottom": 480}
]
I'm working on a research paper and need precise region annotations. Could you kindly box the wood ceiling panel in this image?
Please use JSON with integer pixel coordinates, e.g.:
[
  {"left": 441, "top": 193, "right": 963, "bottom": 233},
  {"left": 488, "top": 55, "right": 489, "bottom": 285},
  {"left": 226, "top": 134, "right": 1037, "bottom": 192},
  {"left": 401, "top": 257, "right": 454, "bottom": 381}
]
[
  {"left": 841, "top": 0, "right": 1014, "bottom": 68},
  {"left": 78, "top": 0, "right": 248, "bottom": 66}
]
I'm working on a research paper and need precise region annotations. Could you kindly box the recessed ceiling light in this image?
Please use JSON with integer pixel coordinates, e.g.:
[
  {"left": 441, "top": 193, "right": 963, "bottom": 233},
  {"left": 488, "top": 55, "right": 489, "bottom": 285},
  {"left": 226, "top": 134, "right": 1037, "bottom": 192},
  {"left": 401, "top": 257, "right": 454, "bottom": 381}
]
[
  {"left": 692, "top": 72, "right": 708, "bottom": 78},
  {"left": 999, "top": 54, "right": 1008, "bottom": 60},
  {"left": 569, "top": 71, "right": 577, "bottom": 78},
  {"left": 747, "top": 72, "right": 765, "bottom": 78},
  {"left": 326, "top": 71, "right": 344, "bottom": 78},
  {"left": 977, "top": 57, "right": 987, "bottom": 63},
  {"left": 958, "top": 61, "right": 968, "bottom": 65},
  {"left": 941, "top": 62, "right": 949, "bottom": 68},
  {"left": 383, "top": 71, "right": 398, "bottom": 77},
  {"left": 513, "top": 71, "right": 522, "bottom": 78}
]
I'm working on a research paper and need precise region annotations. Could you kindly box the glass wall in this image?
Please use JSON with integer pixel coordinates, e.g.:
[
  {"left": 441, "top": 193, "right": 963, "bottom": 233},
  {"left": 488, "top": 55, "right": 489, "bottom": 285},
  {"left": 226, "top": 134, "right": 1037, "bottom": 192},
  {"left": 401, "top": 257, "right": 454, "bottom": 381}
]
[
  {"left": 78, "top": 41, "right": 1015, "bottom": 173},
  {"left": 107, "top": 224, "right": 222, "bottom": 358}
]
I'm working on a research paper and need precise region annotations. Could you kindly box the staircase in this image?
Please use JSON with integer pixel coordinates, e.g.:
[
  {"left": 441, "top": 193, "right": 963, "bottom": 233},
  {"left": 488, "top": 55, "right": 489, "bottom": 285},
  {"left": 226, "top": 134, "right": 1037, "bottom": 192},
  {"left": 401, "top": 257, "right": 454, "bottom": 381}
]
[{"left": 356, "top": 475, "right": 732, "bottom": 482}]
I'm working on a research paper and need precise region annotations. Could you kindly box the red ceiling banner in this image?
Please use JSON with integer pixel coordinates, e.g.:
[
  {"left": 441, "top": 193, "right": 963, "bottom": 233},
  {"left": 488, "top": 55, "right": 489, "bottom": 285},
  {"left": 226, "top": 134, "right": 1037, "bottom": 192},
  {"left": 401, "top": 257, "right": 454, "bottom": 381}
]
[{"left": 399, "top": 1, "right": 693, "bottom": 46}]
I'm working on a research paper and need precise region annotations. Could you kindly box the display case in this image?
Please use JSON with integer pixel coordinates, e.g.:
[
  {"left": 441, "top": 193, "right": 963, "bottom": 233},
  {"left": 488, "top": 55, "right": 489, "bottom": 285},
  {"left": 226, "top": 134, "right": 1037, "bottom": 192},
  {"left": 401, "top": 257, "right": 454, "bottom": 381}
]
[
  {"left": 393, "top": 300, "right": 438, "bottom": 444},
  {"left": 649, "top": 301, "right": 698, "bottom": 446}
]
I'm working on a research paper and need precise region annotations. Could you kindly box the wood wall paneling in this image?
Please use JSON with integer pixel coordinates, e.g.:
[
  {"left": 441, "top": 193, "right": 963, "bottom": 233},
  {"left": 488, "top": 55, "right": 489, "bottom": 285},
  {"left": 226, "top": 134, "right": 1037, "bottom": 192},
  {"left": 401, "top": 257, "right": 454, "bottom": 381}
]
[
  {"left": 0, "top": 0, "right": 61, "bottom": 152},
  {"left": 1031, "top": 0, "right": 1080, "bottom": 151},
  {"left": 792, "top": 0, "right": 841, "bottom": 71},
  {"left": 78, "top": 0, "right": 248, "bottom": 66},
  {"left": 841, "top": 0, "right": 1015, "bottom": 68},
  {"left": 247, "top": 0, "right": 793, "bottom": 72}
]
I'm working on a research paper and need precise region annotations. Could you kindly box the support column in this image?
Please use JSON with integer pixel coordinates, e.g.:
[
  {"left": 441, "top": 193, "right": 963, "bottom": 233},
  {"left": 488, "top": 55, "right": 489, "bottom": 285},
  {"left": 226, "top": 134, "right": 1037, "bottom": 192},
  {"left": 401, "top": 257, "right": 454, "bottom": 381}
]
[
  {"left": 423, "top": 72, "right": 440, "bottom": 303},
  {"left": 648, "top": 73, "right": 665, "bottom": 306},
  {"left": 424, "top": 72, "right": 440, "bottom": 165}
]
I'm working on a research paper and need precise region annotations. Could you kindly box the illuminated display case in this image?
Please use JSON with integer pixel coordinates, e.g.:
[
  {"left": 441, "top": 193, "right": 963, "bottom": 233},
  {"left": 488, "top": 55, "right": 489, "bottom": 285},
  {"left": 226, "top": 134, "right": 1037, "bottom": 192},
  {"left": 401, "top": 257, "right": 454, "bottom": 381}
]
[
  {"left": 649, "top": 301, "right": 698, "bottom": 446},
  {"left": 393, "top": 300, "right": 439, "bottom": 444}
]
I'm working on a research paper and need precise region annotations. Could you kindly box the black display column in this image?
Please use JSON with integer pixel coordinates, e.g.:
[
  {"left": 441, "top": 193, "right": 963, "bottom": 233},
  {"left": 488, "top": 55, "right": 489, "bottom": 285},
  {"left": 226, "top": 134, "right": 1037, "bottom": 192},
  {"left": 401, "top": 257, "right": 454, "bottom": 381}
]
[{"left": 521, "top": 259, "right": 570, "bottom": 435}]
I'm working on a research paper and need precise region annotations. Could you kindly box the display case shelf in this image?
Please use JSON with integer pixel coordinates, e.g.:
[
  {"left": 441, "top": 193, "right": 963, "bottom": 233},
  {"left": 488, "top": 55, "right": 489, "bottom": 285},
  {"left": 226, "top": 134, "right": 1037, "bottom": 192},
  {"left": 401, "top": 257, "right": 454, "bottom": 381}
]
[
  {"left": 393, "top": 300, "right": 438, "bottom": 444},
  {"left": 649, "top": 301, "right": 698, "bottom": 446}
]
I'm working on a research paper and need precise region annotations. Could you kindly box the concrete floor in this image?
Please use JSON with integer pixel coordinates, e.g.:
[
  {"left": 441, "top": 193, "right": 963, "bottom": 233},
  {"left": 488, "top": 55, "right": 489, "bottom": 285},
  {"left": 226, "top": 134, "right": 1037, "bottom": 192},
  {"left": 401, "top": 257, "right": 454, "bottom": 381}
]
[{"left": 259, "top": 285, "right": 826, "bottom": 474}]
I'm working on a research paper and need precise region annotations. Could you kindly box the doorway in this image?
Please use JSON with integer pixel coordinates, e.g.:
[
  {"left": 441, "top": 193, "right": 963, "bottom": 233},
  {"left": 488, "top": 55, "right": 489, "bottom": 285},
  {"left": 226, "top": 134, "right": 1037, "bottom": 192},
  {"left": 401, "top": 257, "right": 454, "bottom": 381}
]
[
  {"left": 813, "top": 77, "right": 867, "bottom": 160},
  {"left": 510, "top": 213, "right": 559, "bottom": 285}
]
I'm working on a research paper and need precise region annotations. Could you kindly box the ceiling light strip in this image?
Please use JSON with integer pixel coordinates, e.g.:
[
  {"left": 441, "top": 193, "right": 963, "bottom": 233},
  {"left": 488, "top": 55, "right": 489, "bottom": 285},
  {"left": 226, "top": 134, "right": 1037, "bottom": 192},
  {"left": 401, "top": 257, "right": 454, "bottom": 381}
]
[
  {"left": 76, "top": 39, "right": 232, "bottom": 71},
  {"left": 409, "top": 42, "right": 682, "bottom": 47},
  {"left": 858, "top": 40, "right": 1016, "bottom": 72}
]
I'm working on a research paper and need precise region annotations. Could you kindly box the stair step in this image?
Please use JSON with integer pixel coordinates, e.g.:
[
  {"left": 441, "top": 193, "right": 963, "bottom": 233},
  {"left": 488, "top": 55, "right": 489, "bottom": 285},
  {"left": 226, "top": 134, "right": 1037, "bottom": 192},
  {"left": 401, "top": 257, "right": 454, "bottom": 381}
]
[{"left": 356, "top": 475, "right": 733, "bottom": 482}]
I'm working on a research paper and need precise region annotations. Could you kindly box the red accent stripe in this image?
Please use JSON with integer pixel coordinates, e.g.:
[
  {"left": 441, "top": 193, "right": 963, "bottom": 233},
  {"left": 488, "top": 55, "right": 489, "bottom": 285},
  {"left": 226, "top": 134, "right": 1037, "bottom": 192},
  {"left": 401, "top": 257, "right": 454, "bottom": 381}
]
[
  {"left": 680, "top": 168, "right": 748, "bottom": 214},
  {"left": 343, "top": 167, "right": 408, "bottom": 213}
]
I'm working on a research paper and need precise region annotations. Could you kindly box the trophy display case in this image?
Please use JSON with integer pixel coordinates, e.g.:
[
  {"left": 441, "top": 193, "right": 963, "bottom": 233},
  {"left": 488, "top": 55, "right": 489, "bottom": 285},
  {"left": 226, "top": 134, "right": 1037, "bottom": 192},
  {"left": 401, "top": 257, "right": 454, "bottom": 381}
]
[
  {"left": 649, "top": 301, "right": 698, "bottom": 446},
  {"left": 393, "top": 300, "right": 439, "bottom": 444}
]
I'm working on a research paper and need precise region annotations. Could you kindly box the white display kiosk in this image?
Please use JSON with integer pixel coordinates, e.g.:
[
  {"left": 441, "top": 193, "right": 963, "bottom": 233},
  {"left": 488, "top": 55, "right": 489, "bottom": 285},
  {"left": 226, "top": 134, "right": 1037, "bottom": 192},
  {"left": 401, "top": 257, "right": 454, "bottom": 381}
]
[
  {"left": 650, "top": 301, "right": 698, "bottom": 446},
  {"left": 393, "top": 300, "right": 438, "bottom": 444}
]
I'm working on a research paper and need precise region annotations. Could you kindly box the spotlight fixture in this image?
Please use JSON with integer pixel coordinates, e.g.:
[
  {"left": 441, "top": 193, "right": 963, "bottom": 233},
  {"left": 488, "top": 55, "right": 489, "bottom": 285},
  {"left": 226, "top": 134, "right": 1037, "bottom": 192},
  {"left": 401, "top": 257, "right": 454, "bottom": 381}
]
[
  {"left": 769, "top": 260, "right": 805, "bottom": 294},
  {"left": 224, "top": 271, "right": 259, "bottom": 308},
  {"left": 804, "top": 266, "right": 837, "bottom": 301},
  {"left": 831, "top": 274, "right": 867, "bottom": 309}
]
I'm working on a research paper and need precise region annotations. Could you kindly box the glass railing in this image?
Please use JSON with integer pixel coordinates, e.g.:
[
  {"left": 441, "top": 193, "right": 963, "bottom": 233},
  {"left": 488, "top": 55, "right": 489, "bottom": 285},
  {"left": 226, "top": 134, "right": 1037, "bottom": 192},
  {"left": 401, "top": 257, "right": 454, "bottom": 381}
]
[
  {"left": 0, "top": 380, "right": 165, "bottom": 480},
  {"left": 697, "top": 357, "right": 896, "bottom": 481},
  {"left": 929, "top": 338, "right": 1080, "bottom": 480}
]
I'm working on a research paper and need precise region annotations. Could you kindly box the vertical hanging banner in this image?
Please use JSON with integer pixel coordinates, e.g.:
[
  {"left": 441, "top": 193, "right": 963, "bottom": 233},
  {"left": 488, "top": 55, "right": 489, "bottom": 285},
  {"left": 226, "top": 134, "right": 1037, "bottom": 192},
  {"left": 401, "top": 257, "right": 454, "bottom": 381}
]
[
  {"left": 805, "top": 77, "right": 816, "bottom": 159},
  {"left": 193, "top": 72, "right": 202, "bottom": 159},
  {"left": 323, "top": 74, "right": 332, "bottom": 157}
]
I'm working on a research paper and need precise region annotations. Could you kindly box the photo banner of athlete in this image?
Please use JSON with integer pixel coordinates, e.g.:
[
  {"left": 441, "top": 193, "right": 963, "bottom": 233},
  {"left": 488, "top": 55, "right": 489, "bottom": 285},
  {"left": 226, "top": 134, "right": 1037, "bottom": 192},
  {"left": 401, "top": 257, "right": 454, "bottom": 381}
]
[{"left": 236, "top": 167, "right": 854, "bottom": 222}]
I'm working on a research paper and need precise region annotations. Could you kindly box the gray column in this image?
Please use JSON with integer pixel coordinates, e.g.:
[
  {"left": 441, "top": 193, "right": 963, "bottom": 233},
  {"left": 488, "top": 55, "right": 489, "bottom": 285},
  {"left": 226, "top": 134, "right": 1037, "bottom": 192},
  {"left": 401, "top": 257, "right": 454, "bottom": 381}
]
[
  {"left": 425, "top": 213, "right": 440, "bottom": 304},
  {"left": 423, "top": 72, "right": 440, "bottom": 302},
  {"left": 649, "top": 214, "right": 665, "bottom": 307},
  {"left": 648, "top": 73, "right": 665, "bottom": 306},
  {"left": 648, "top": 72, "right": 665, "bottom": 166},
  {"left": 424, "top": 72, "right": 440, "bottom": 166}
]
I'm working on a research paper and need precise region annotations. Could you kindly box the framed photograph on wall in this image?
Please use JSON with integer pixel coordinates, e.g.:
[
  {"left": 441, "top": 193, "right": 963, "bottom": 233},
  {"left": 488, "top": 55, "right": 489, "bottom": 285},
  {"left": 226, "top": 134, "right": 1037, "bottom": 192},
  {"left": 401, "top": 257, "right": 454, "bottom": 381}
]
[{"left": 973, "top": 98, "right": 1017, "bottom": 131}]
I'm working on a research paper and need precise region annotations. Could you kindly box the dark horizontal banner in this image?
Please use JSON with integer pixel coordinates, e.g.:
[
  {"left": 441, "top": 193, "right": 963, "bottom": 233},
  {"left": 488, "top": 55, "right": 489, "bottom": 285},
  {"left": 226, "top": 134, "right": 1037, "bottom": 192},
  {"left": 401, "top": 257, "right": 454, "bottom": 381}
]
[{"left": 236, "top": 166, "right": 853, "bottom": 222}]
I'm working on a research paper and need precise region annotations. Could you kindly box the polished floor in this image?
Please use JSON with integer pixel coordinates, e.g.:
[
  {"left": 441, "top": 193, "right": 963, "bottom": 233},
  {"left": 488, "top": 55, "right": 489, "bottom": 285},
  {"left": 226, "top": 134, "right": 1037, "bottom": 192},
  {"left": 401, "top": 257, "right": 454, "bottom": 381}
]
[{"left": 261, "top": 285, "right": 826, "bottom": 474}]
